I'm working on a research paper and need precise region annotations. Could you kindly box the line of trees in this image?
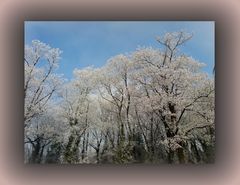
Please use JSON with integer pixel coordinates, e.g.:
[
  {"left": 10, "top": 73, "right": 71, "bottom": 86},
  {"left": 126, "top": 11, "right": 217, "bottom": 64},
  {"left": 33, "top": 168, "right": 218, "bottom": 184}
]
[{"left": 24, "top": 31, "right": 215, "bottom": 164}]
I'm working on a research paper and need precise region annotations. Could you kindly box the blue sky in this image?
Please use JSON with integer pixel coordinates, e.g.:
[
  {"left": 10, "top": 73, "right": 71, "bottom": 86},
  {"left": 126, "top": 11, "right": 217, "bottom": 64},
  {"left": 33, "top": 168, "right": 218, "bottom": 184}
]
[{"left": 25, "top": 21, "right": 214, "bottom": 79}]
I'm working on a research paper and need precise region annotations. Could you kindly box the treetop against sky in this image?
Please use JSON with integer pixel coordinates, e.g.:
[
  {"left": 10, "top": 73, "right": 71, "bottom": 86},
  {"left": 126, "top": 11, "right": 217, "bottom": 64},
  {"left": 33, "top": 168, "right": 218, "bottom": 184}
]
[{"left": 24, "top": 21, "right": 214, "bottom": 80}]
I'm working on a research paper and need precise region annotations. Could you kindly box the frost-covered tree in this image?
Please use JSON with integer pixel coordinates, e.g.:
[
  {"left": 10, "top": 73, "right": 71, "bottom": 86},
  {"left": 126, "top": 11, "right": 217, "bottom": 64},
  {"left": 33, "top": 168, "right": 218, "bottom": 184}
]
[
  {"left": 96, "top": 55, "right": 137, "bottom": 163},
  {"left": 58, "top": 67, "right": 100, "bottom": 163},
  {"left": 24, "top": 31, "right": 214, "bottom": 164},
  {"left": 24, "top": 40, "right": 65, "bottom": 163},
  {"left": 129, "top": 32, "right": 214, "bottom": 163},
  {"left": 24, "top": 40, "right": 63, "bottom": 127}
]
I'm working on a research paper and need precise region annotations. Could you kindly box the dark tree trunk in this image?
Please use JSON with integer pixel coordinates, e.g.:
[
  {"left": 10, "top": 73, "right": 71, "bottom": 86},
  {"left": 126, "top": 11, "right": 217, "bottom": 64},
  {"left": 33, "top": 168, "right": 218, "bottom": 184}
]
[{"left": 30, "top": 140, "right": 41, "bottom": 163}]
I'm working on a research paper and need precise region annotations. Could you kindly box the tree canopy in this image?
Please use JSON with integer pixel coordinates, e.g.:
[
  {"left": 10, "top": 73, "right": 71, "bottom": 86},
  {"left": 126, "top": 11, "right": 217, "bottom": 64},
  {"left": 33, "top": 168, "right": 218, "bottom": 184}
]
[{"left": 24, "top": 31, "right": 215, "bottom": 164}]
